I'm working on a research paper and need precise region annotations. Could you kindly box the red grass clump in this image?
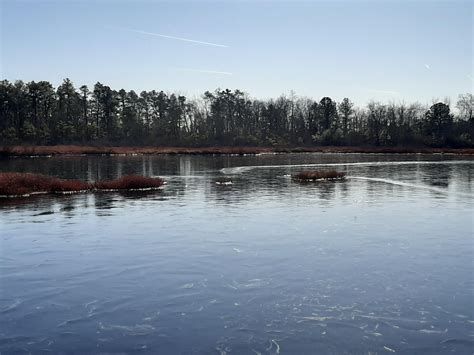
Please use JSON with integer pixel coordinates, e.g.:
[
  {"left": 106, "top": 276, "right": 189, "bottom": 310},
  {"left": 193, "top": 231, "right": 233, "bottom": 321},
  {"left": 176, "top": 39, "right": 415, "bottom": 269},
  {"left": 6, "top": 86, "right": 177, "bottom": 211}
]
[
  {"left": 293, "top": 170, "right": 346, "bottom": 181},
  {"left": 49, "top": 179, "right": 90, "bottom": 192},
  {"left": 0, "top": 172, "right": 91, "bottom": 196},
  {"left": 1, "top": 145, "right": 474, "bottom": 157},
  {"left": 215, "top": 176, "right": 233, "bottom": 185},
  {"left": 0, "top": 172, "right": 165, "bottom": 197},
  {"left": 0, "top": 173, "right": 51, "bottom": 196},
  {"left": 94, "top": 175, "right": 165, "bottom": 191}
]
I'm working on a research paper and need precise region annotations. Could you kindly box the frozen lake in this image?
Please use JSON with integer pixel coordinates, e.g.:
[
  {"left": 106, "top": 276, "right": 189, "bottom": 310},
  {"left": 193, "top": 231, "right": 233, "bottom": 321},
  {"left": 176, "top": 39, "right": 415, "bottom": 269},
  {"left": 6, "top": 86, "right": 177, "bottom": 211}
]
[{"left": 1, "top": 153, "right": 473, "bottom": 354}]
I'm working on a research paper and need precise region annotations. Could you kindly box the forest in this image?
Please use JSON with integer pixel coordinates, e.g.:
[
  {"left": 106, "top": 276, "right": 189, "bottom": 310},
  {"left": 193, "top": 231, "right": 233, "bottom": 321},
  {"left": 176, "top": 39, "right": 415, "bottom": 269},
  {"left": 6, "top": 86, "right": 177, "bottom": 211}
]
[{"left": 0, "top": 79, "right": 473, "bottom": 148}]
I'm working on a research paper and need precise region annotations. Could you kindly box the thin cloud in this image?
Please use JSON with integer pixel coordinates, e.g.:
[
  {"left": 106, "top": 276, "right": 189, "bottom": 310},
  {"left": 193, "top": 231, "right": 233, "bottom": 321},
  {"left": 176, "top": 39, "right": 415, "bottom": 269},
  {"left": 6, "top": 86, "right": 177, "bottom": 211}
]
[
  {"left": 106, "top": 26, "right": 228, "bottom": 48},
  {"left": 468, "top": 75, "right": 473, "bottom": 81},
  {"left": 175, "top": 68, "right": 233, "bottom": 75},
  {"left": 424, "top": 64, "right": 430, "bottom": 70}
]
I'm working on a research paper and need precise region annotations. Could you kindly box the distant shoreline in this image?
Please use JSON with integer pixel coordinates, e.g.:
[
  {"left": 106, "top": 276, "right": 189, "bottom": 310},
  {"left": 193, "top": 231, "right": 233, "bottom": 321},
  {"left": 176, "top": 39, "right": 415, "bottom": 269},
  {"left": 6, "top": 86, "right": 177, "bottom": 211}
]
[{"left": 1, "top": 145, "right": 474, "bottom": 157}]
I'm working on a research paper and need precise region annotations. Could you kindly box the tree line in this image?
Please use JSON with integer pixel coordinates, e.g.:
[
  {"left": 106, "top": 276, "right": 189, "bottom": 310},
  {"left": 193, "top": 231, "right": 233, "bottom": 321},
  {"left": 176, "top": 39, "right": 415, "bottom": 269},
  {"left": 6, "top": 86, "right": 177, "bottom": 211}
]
[{"left": 0, "top": 79, "right": 472, "bottom": 147}]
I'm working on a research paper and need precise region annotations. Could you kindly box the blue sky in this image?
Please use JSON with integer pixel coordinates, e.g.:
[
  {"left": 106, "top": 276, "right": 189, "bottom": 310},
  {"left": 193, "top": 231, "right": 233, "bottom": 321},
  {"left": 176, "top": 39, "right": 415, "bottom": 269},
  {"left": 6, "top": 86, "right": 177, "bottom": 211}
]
[{"left": 1, "top": 0, "right": 472, "bottom": 105}]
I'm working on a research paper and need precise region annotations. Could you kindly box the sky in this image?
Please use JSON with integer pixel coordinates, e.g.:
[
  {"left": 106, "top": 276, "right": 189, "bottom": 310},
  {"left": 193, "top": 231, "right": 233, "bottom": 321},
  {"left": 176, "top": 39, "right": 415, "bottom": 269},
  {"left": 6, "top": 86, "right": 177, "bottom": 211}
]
[{"left": 0, "top": 0, "right": 472, "bottom": 106}]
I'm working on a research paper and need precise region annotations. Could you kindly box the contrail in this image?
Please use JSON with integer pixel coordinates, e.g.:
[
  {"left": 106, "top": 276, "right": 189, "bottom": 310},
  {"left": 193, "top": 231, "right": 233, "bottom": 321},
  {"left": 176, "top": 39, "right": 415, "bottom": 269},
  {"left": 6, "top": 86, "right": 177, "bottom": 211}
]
[
  {"left": 107, "top": 26, "right": 228, "bottom": 48},
  {"left": 175, "top": 68, "right": 233, "bottom": 75}
]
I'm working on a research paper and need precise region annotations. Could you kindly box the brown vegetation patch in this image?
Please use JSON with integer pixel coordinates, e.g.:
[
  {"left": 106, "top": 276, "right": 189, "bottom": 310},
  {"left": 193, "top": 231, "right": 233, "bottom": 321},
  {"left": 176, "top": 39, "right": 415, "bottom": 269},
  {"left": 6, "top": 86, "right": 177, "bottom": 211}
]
[
  {"left": 2, "top": 145, "right": 473, "bottom": 157},
  {"left": 94, "top": 175, "right": 165, "bottom": 191},
  {"left": 215, "top": 176, "right": 233, "bottom": 185},
  {"left": 0, "top": 173, "right": 165, "bottom": 197},
  {"left": 0, "top": 172, "right": 90, "bottom": 196},
  {"left": 0, "top": 145, "right": 274, "bottom": 157},
  {"left": 293, "top": 170, "right": 346, "bottom": 182},
  {"left": 49, "top": 179, "right": 90, "bottom": 193}
]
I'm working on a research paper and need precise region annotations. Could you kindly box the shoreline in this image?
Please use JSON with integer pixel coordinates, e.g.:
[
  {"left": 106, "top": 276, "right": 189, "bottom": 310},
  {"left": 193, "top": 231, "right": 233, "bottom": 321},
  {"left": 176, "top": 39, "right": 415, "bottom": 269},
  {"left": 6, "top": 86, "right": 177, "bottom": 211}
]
[{"left": 1, "top": 145, "right": 474, "bottom": 157}]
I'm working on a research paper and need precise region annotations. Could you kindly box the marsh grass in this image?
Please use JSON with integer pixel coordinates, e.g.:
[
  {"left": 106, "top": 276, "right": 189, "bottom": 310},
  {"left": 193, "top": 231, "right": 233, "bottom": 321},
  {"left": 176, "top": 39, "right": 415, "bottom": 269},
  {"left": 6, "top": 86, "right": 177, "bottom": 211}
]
[
  {"left": 2, "top": 145, "right": 473, "bottom": 157},
  {"left": 293, "top": 170, "right": 346, "bottom": 182},
  {"left": 0, "top": 173, "right": 165, "bottom": 197},
  {"left": 0, "top": 173, "right": 90, "bottom": 196},
  {"left": 215, "top": 176, "right": 233, "bottom": 185},
  {"left": 94, "top": 175, "right": 165, "bottom": 191}
]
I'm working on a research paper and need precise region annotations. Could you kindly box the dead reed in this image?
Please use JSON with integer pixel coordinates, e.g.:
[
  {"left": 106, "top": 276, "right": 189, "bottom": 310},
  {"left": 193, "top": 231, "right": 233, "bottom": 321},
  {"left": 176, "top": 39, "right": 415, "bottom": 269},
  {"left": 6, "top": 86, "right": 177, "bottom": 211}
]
[
  {"left": 215, "top": 176, "right": 233, "bottom": 185},
  {"left": 94, "top": 175, "right": 165, "bottom": 191},
  {"left": 293, "top": 170, "right": 346, "bottom": 182},
  {"left": 0, "top": 172, "right": 165, "bottom": 197},
  {"left": 1, "top": 145, "right": 473, "bottom": 157}
]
